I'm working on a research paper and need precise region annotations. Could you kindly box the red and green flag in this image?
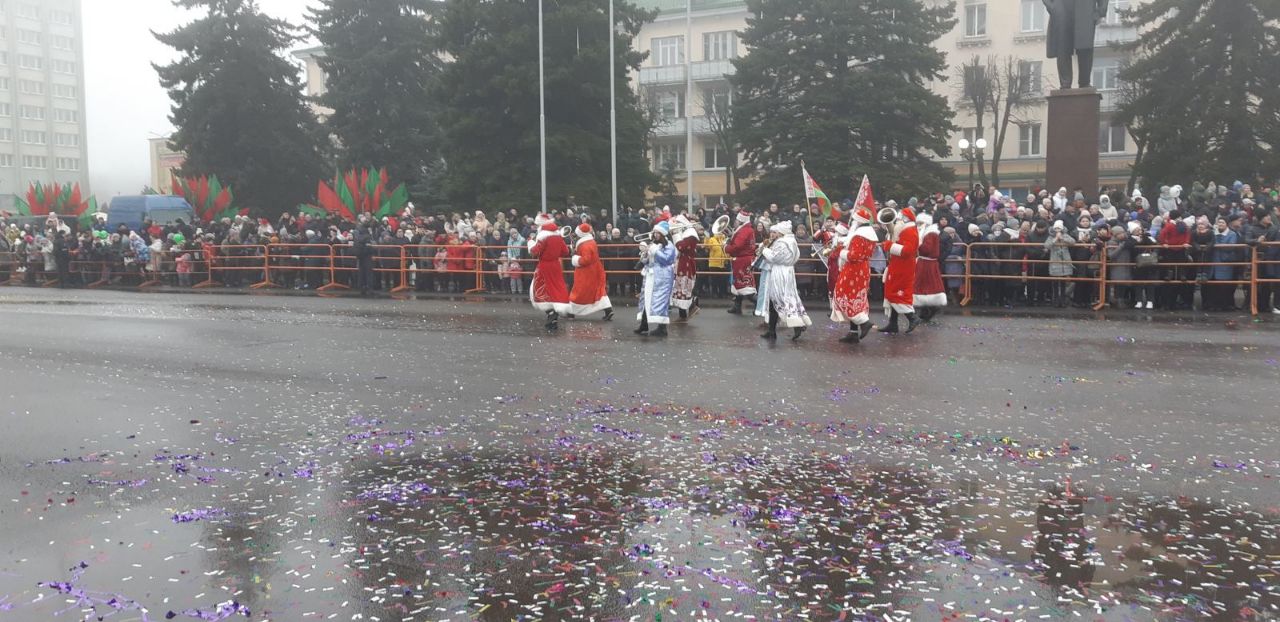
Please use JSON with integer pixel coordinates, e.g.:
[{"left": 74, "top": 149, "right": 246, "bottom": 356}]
[{"left": 802, "top": 163, "right": 837, "bottom": 220}]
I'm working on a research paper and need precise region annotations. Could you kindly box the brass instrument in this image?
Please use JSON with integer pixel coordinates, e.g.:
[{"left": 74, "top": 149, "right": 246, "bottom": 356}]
[
  {"left": 876, "top": 207, "right": 900, "bottom": 227},
  {"left": 559, "top": 226, "right": 573, "bottom": 241},
  {"left": 710, "top": 215, "right": 732, "bottom": 237}
]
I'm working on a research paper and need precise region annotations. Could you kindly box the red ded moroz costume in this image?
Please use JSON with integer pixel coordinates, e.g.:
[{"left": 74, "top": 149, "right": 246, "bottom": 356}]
[
  {"left": 912, "top": 212, "right": 946, "bottom": 308},
  {"left": 528, "top": 214, "right": 571, "bottom": 314},
  {"left": 724, "top": 212, "right": 757, "bottom": 297},
  {"left": 831, "top": 208, "right": 877, "bottom": 325},
  {"left": 569, "top": 223, "right": 612, "bottom": 316},
  {"left": 882, "top": 207, "right": 919, "bottom": 314}
]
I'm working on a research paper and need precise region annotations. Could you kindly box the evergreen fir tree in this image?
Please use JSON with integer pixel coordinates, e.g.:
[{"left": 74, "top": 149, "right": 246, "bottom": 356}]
[
  {"left": 155, "top": 0, "right": 326, "bottom": 217},
  {"left": 433, "top": 0, "right": 655, "bottom": 214},
  {"left": 309, "top": 0, "right": 442, "bottom": 195},
  {"left": 731, "top": 0, "right": 957, "bottom": 205},
  {"left": 1118, "top": 0, "right": 1280, "bottom": 186}
]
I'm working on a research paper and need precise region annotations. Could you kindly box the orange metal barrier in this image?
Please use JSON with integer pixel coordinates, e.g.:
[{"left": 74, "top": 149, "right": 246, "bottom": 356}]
[{"left": 5, "top": 237, "right": 1278, "bottom": 317}]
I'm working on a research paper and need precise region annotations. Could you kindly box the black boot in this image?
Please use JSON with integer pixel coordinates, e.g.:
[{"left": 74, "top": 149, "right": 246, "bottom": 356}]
[
  {"left": 634, "top": 313, "right": 648, "bottom": 335},
  {"left": 859, "top": 321, "right": 874, "bottom": 340},
  {"left": 878, "top": 310, "right": 899, "bottom": 334},
  {"left": 727, "top": 296, "right": 743, "bottom": 314},
  {"left": 904, "top": 312, "right": 920, "bottom": 334},
  {"left": 603, "top": 308, "right": 613, "bottom": 322},
  {"left": 678, "top": 308, "right": 688, "bottom": 321},
  {"left": 791, "top": 327, "right": 805, "bottom": 341},
  {"left": 762, "top": 305, "right": 779, "bottom": 340},
  {"left": 650, "top": 324, "right": 668, "bottom": 338},
  {"left": 839, "top": 330, "right": 860, "bottom": 344},
  {"left": 545, "top": 310, "right": 559, "bottom": 331}
]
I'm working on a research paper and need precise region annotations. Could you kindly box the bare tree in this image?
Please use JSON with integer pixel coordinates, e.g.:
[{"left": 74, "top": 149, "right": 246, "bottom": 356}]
[
  {"left": 956, "top": 55, "right": 1042, "bottom": 189},
  {"left": 701, "top": 89, "right": 740, "bottom": 197},
  {"left": 985, "top": 56, "right": 1040, "bottom": 188},
  {"left": 955, "top": 55, "right": 990, "bottom": 187}
]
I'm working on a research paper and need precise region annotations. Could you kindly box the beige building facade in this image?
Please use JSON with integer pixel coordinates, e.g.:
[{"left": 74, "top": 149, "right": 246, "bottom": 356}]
[
  {"left": 0, "top": 0, "right": 90, "bottom": 212},
  {"left": 148, "top": 136, "right": 185, "bottom": 195}
]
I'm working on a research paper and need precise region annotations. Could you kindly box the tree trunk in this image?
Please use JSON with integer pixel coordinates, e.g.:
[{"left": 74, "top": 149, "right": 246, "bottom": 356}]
[{"left": 1127, "top": 139, "right": 1146, "bottom": 197}]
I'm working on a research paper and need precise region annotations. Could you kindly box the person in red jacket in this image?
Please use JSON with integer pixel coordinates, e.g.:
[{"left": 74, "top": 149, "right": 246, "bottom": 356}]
[
  {"left": 568, "top": 223, "right": 612, "bottom": 320},
  {"left": 879, "top": 207, "right": 921, "bottom": 334},
  {"left": 724, "top": 211, "right": 757, "bottom": 314},
  {"left": 830, "top": 208, "right": 876, "bottom": 343},
  {"left": 528, "top": 214, "right": 571, "bottom": 330},
  {"left": 444, "top": 234, "right": 466, "bottom": 292}
]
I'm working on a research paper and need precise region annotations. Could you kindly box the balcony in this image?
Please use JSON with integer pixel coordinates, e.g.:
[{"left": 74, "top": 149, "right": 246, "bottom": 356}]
[
  {"left": 633, "top": 0, "right": 746, "bottom": 15},
  {"left": 652, "top": 115, "right": 713, "bottom": 137},
  {"left": 639, "top": 59, "right": 735, "bottom": 86},
  {"left": 1100, "top": 89, "right": 1121, "bottom": 111}
]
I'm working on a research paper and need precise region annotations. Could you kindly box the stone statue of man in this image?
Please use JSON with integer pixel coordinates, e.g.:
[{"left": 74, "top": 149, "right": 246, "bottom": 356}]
[{"left": 1043, "top": 0, "right": 1109, "bottom": 89}]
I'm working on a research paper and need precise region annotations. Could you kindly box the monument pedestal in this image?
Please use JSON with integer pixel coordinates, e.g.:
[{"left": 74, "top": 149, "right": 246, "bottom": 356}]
[{"left": 1046, "top": 88, "right": 1101, "bottom": 197}]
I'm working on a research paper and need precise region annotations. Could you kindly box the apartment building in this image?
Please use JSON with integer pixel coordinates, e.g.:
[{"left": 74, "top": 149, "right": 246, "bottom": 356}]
[
  {"left": 631, "top": 0, "right": 747, "bottom": 207},
  {"left": 0, "top": 0, "right": 89, "bottom": 212},
  {"left": 934, "top": 0, "right": 1143, "bottom": 198}
]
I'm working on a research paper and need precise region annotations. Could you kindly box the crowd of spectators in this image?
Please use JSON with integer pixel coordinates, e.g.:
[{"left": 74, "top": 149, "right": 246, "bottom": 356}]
[{"left": 2, "top": 180, "right": 1279, "bottom": 313}]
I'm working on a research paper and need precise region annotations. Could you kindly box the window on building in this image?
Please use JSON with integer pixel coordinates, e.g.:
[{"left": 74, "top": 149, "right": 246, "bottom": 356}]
[
  {"left": 704, "top": 144, "right": 732, "bottom": 169},
  {"left": 55, "top": 132, "right": 78, "bottom": 147},
  {"left": 962, "top": 127, "right": 984, "bottom": 145},
  {"left": 54, "top": 108, "right": 78, "bottom": 123},
  {"left": 51, "top": 35, "right": 74, "bottom": 51},
  {"left": 19, "top": 80, "right": 44, "bottom": 95},
  {"left": 18, "top": 3, "right": 39, "bottom": 20},
  {"left": 655, "top": 143, "right": 685, "bottom": 171},
  {"left": 1018, "top": 123, "right": 1042, "bottom": 156},
  {"left": 1020, "top": 0, "right": 1046, "bottom": 32},
  {"left": 20, "top": 105, "right": 44, "bottom": 120},
  {"left": 1017, "top": 60, "right": 1042, "bottom": 95},
  {"left": 703, "top": 31, "right": 737, "bottom": 61},
  {"left": 53, "top": 84, "right": 76, "bottom": 99},
  {"left": 0, "top": 154, "right": 12, "bottom": 167},
  {"left": 22, "top": 155, "right": 47, "bottom": 169},
  {"left": 0, "top": 52, "right": 9, "bottom": 66},
  {"left": 964, "top": 0, "right": 987, "bottom": 37},
  {"left": 1100, "top": 122, "right": 1127, "bottom": 153},
  {"left": 0, "top": 78, "right": 9, "bottom": 91},
  {"left": 52, "top": 9, "right": 74, "bottom": 25},
  {"left": 56, "top": 157, "right": 80, "bottom": 171},
  {"left": 962, "top": 64, "right": 985, "bottom": 99},
  {"left": 1092, "top": 64, "right": 1120, "bottom": 90},
  {"left": 652, "top": 36, "right": 684, "bottom": 67},
  {"left": 656, "top": 91, "right": 684, "bottom": 120},
  {"left": 706, "top": 89, "right": 731, "bottom": 116},
  {"left": 18, "top": 29, "right": 43, "bottom": 45},
  {"left": 21, "top": 130, "right": 47, "bottom": 145},
  {"left": 1104, "top": 0, "right": 1130, "bottom": 25},
  {"left": 53, "top": 60, "right": 76, "bottom": 74},
  {"left": 0, "top": 104, "right": 10, "bottom": 117},
  {"left": 0, "top": 128, "right": 12, "bottom": 142},
  {"left": 18, "top": 54, "right": 43, "bottom": 70}
]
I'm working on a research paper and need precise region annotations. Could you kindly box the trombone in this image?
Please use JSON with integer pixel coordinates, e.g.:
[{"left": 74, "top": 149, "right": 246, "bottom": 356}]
[{"left": 633, "top": 221, "right": 695, "bottom": 243}]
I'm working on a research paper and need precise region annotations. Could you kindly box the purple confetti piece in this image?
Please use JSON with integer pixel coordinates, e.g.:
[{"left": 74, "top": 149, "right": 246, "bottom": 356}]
[
  {"left": 166, "top": 600, "right": 250, "bottom": 620},
  {"left": 172, "top": 508, "right": 228, "bottom": 524}
]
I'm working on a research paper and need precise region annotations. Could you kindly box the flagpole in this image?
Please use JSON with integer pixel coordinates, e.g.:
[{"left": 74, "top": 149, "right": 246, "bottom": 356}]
[
  {"left": 609, "top": 0, "right": 618, "bottom": 228},
  {"left": 801, "top": 160, "right": 814, "bottom": 236},
  {"left": 684, "top": 0, "right": 693, "bottom": 213},
  {"left": 538, "top": 0, "right": 548, "bottom": 214}
]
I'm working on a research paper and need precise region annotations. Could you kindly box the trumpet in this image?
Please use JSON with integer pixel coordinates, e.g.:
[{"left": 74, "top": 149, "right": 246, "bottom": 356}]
[{"left": 559, "top": 226, "right": 573, "bottom": 240}]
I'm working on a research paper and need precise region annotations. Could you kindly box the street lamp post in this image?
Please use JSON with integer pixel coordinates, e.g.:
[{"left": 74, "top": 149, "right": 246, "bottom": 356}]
[{"left": 957, "top": 137, "right": 987, "bottom": 189}]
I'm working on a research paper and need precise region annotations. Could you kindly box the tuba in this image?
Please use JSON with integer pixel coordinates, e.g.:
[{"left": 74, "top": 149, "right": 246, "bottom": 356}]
[
  {"left": 876, "top": 207, "right": 900, "bottom": 227},
  {"left": 710, "top": 215, "right": 732, "bottom": 237}
]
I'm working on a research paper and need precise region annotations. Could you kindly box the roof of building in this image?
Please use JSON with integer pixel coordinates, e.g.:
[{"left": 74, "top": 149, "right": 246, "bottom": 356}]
[{"left": 631, "top": 0, "right": 745, "bottom": 15}]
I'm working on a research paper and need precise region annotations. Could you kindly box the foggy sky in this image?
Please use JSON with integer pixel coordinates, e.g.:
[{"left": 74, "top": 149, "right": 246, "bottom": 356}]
[{"left": 84, "top": 0, "right": 315, "bottom": 199}]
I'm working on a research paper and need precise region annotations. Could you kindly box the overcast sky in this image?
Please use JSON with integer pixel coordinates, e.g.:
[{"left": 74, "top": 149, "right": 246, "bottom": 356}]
[{"left": 84, "top": 0, "right": 317, "bottom": 199}]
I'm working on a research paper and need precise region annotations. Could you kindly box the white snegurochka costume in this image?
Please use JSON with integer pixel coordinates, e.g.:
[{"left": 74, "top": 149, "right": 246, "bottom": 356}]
[{"left": 761, "top": 220, "right": 812, "bottom": 332}]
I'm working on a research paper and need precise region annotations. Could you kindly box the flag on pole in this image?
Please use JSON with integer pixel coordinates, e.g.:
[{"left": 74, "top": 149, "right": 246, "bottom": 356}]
[
  {"left": 852, "top": 174, "right": 875, "bottom": 216},
  {"left": 802, "top": 162, "right": 835, "bottom": 220}
]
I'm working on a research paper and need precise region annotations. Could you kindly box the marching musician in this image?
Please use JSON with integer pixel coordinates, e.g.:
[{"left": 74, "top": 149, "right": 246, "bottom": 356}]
[
  {"left": 669, "top": 214, "right": 700, "bottom": 320},
  {"left": 568, "top": 223, "right": 613, "bottom": 321},
  {"left": 830, "top": 206, "right": 877, "bottom": 343},
  {"left": 912, "top": 211, "right": 946, "bottom": 321},
  {"left": 528, "top": 213, "right": 572, "bottom": 330},
  {"left": 879, "top": 206, "right": 922, "bottom": 334},
  {"left": 759, "top": 221, "right": 812, "bottom": 341},
  {"left": 635, "top": 221, "right": 676, "bottom": 338},
  {"left": 724, "top": 211, "right": 757, "bottom": 315}
]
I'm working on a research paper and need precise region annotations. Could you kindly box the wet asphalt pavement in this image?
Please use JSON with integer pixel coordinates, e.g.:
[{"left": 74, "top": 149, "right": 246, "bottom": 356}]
[{"left": 0, "top": 288, "right": 1277, "bottom": 621}]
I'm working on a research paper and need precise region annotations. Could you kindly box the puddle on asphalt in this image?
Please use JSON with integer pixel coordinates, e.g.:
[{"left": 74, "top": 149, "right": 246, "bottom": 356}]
[{"left": 4, "top": 399, "right": 1277, "bottom": 621}]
